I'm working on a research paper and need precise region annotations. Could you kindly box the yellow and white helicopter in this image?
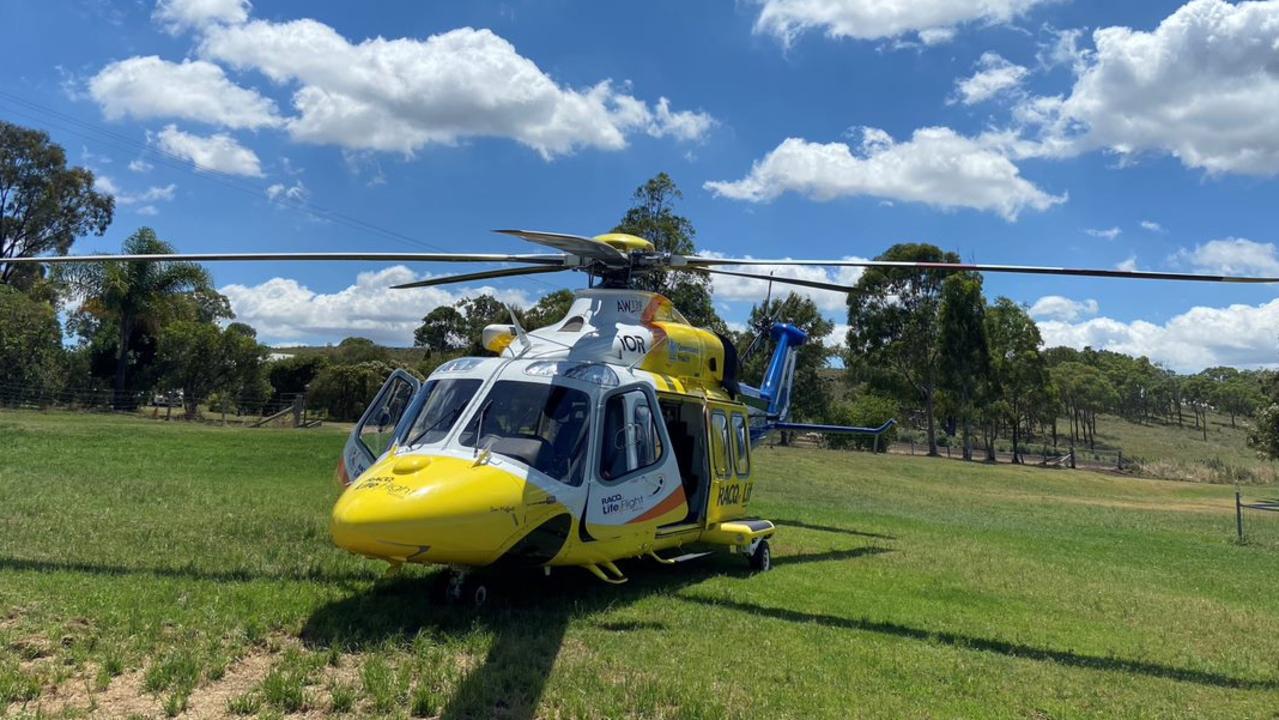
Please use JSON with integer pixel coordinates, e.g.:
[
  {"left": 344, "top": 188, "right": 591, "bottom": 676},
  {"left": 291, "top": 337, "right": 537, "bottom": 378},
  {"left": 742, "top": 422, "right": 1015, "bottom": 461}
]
[{"left": 15, "top": 229, "right": 1279, "bottom": 604}]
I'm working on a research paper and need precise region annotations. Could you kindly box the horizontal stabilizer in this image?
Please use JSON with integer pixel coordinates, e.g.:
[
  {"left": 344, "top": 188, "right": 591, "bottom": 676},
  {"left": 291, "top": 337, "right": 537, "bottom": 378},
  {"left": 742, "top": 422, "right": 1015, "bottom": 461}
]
[{"left": 772, "top": 420, "right": 897, "bottom": 436}]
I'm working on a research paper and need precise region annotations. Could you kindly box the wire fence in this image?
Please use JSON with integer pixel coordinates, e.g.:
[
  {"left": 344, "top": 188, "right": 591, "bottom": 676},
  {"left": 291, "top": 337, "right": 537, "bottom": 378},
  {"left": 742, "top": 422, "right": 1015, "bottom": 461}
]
[
  {"left": 0, "top": 379, "right": 308, "bottom": 426},
  {"left": 1236, "top": 491, "right": 1279, "bottom": 546}
]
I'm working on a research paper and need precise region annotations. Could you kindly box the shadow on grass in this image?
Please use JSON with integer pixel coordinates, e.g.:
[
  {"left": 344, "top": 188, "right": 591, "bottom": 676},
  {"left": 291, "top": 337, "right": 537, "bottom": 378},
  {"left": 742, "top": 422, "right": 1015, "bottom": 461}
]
[
  {"left": 301, "top": 542, "right": 892, "bottom": 720},
  {"left": 0, "top": 556, "right": 376, "bottom": 585},
  {"left": 771, "top": 518, "right": 896, "bottom": 540},
  {"left": 678, "top": 596, "right": 1279, "bottom": 692}
]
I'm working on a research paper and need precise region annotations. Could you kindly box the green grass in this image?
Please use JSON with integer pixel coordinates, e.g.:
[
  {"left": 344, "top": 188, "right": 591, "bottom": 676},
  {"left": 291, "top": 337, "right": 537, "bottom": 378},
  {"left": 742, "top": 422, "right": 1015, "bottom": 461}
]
[
  {"left": 1090, "top": 412, "right": 1279, "bottom": 484},
  {"left": 2, "top": 409, "right": 1279, "bottom": 718}
]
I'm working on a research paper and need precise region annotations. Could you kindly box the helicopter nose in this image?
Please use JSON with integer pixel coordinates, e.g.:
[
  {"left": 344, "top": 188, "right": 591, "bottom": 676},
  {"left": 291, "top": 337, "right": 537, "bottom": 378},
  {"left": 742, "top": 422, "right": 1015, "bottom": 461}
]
[{"left": 330, "top": 456, "right": 550, "bottom": 566}]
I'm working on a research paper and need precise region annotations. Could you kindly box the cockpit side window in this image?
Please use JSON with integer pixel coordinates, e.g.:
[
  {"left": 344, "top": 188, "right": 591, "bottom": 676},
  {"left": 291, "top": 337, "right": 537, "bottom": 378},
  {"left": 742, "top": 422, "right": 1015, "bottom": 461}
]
[{"left": 458, "top": 380, "right": 591, "bottom": 485}]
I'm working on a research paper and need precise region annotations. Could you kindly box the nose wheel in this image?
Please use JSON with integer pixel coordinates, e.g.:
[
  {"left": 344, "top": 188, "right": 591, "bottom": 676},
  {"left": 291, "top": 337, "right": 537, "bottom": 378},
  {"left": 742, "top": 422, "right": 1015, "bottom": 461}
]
[{"left": 444, "top": 571, "right": 489, "bottom": 607}]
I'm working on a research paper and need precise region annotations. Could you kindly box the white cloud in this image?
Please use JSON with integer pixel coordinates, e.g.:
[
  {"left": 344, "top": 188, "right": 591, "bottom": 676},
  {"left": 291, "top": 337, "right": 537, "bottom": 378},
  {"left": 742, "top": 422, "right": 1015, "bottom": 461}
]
[
  {"left": 136, "top": 205, "right": 160, "bottom": 216},
  {"left": 1018, "top": 0, "right": 1279, "bottom": 175},
  {"left": 704, "top": 127, "right": 1064, "bottom": 221},
  {"left": 1140, "top": 220, "right": 1164, "bottom": 233},
  {"left": 699, "top": 251, "right": 867, "bottom": 313},
  {"left": 1116, "top": 255, "right": 1139, "bottom": 272},
  {"left": 824, "top": 323, "right": 851, "bottom": 350},
  {"left": 1039, "top": 300, "right": 1279, "bottom": 372},
  {"left": 89, "top": 56, "right": 281, "bottom": 130},
  {"left": 128, "top": 159, "right": 154, "bottom": 173},
  {"left": 220, "top": 265, "right": 534, "bottom": 345},
  {"left": 1173, "top": 238, "right": 1279, "bottom": 276},
  {"left": 753, "top": 0, "right": 1053, "bottom": 45},
  {"left": 951, "top": 52, "right": 1028, "bottom": 105},
  {"left": 91, "top": 176, "right": 177, "bottom": 207},
  {"left": 1028, "top": 295, "right": 1098, "bottom": 322},
  {"left": 197, "top": 22, "right": 712, "bottom": 158},
  {"left": 1037, "top": 26, "right": 1088, "bottom": 71},
  {"left": 1084, "top": 227, "right": 1121, "bottom": 240},
  {"left": 266, "top": 180, "right": 308, "bottom": 204},
  {"left": 153, "top": 0, "right": 250, "bottom": 33},
  {"left": 152, "top": 124, "right": 263, "bottom": 176}
]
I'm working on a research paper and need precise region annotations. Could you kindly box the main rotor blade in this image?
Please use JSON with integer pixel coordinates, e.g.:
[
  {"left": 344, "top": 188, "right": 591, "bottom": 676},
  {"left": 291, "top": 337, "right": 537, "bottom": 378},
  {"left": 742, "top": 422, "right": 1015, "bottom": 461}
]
[
  {"left": 495, "top": 229, "right": 628, "bottom": 266},
  {"left": 391, "top": 264, "right": 570, "bottom": 290},
  {"left": 2, "top": 252, "right": 567, "bottom": 265},
  {"left": 683, "top": 257, "right": 1279, "bottom": 283},
  {"left": 690, "top": 267, "right": 857, "bottom": 294}
]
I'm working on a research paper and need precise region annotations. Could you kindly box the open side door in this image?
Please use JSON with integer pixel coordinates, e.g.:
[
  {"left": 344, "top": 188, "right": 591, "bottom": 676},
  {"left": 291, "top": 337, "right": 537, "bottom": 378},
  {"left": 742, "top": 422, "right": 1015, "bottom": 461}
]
[{"left": 337, "top": 369, "right": 420, "bottom": 486}]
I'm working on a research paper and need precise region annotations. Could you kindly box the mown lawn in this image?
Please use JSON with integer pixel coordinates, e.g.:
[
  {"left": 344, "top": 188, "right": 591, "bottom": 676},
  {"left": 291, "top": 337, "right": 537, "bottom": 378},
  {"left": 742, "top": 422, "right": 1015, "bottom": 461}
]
[{"left": 2, "top": 410, "right": 1278, "bottom": 719}]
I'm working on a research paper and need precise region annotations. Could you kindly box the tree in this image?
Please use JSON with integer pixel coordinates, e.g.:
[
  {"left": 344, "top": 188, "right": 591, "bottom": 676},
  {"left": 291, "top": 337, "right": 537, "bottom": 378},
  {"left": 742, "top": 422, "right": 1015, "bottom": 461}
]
[
  {"left": 309, "top": 360, "right": 398, "bottom": 422},
  {"left": 333, "top": 336, "right": 390, "bottom": 364},
  {"left": 58, "top": 228, "right": 212, "bottom": 409},
  {"left": 937, "top": 274, "right": 990, "bottom": 460},
  {"left": 738, "top": 292, "right": 833, "bottom": 425},
  {"left": 156, "top": 320, "right": 266, "bottom": 420},
  {"left": 267, "top": 354, "right": 328, "bottom": 409},
  {"left": 1, "top": 121, "right": 114, "bottom": 288},
  {"left": 613, "top": 173, "right": 723, "bottom": 331},
  {"left": 1052, "top": 362, "right": 1116, "bottom": 449},
  {"left": 524, "top": 289, "right": 576, "bottom": 329},
  {"left": 985, "top": 298, "right": 1049, "bottom": 463},
  {"left": 1249, "top": 402, "right": 1279, "bottom": 460},
  {"left": 0, "top": 284, "right": 65, "bottom": 404},
  {"left": 414, "top": 306, "right": 467, "bottom": 355},
  {"left": 847, "top": 243, "right": 959, "bottom": 456}
]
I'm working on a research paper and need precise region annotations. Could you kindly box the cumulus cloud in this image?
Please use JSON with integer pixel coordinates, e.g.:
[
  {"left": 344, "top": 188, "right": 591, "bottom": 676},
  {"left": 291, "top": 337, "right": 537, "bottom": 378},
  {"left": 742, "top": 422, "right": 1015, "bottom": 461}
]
[
  {"left": 88, "top": 56, "right": 281, "bottom": 130},
  {"left": 194, "top": 22, "right": 711, "bottom": 158},
  {"left": 1173, "top": 238, "right": 1279, "bottom": 276},
  {"left": 1039, "top": 300, "right": 1279, "bottom": 372},
  {"left": 698, "top": 251, "right": 866, "bottom": 313},
  {"left": 752, "top": 0, "right": 1053, "bottom": 45},
  {"left": 153, "top": 0, "right": 250, "bottom": 34},
  {"left": 91, "top": 176, "right": 177, "bottom": 208},
  {"left": 220, "top": 265, "right": 535, "bottom": 345},
  {"left": 704, "top": 127, "right": 1064, "bottom": 221},
  {"left": 1017, "top": 0, "right": 1279, "bottom": 175},
  {"left": 1084, "top": 227, "right": 1121, "bottom": 240},
  {"left": 1140, "top": 220, "right": 1164, "bottom": 233},
  {"left": 152, "top": 124, "right": 263, "bottom": 176},
  {"left": 1028, "top": 295, "right": 1098, "bottom": 322},
  {"left": 951, "top": 52, "right": 1028, "bottom": 105}
]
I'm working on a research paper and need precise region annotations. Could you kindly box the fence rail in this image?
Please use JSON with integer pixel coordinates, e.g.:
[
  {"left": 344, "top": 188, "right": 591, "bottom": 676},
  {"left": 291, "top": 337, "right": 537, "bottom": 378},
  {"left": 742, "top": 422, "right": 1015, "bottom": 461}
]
[{"left": 1236, "top": 491, "right": 1279, "bottom": 542}]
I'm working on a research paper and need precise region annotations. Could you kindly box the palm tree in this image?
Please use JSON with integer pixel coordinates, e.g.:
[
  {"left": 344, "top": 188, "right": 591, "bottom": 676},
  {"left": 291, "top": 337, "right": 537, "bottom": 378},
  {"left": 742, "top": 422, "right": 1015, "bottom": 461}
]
[{"left": 59, "top": 227, "right": 210, "bottom": 409}]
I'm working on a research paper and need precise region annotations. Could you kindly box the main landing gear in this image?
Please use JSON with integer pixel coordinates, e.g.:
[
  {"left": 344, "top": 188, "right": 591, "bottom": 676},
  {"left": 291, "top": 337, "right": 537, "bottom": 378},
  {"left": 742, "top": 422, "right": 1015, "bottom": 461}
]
[
  {"left": 748, "top": 538, "right": 772, "bottom": 572},
  {"left": 441, "top": 570, "right": 489, "bottom": 607}
]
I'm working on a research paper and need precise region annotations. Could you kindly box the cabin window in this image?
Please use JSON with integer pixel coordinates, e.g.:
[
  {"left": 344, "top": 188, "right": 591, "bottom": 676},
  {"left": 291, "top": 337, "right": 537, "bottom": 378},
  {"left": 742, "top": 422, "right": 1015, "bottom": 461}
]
[
  {"left": 404, "top": 379, "right": 482, "bottom": 447},
  {"left": 457, "top": 381, "right": 592, "bottom": 485},
  {"left": 731, "top": 413, "right": 750, "bottom": 476},
  {"left": 599, "top": 388, "right": 665, "bottom": 483},
  {"left": 710, "top": 410, "right": 730, "bottom": 477}
]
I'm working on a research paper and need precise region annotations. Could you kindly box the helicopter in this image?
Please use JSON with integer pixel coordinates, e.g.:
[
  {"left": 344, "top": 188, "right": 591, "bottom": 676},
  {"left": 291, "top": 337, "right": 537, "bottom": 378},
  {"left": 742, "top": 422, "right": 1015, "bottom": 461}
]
[{"left": 11, "top": 229, "right": 1279, "bottom": 605}]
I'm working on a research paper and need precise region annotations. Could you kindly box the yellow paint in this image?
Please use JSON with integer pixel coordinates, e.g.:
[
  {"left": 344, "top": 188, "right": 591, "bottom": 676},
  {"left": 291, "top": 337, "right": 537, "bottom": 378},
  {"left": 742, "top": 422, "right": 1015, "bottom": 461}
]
[{"left": 593, "top": 233, "right": 655, "bottom": 253}]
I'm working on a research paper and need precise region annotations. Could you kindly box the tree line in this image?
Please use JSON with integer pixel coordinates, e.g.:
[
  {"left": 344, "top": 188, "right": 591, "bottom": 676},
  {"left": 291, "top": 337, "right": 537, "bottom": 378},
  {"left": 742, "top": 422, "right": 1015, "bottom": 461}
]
[{"left": 3, "top": 119, "right": 1278, "bottom": 460}]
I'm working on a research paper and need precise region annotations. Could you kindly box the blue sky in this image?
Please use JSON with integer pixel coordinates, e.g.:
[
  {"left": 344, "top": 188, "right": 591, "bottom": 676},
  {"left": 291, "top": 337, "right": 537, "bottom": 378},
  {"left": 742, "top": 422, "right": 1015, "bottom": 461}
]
[{"left": 3, "top": 0, "right": 1279, "bottom": 371}]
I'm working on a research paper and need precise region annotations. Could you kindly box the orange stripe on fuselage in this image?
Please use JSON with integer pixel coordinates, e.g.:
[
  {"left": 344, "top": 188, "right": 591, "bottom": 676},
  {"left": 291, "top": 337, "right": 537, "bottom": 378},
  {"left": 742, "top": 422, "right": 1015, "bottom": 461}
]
[{"left": 629, "top": 484, "right": 686, "bottom": 524}]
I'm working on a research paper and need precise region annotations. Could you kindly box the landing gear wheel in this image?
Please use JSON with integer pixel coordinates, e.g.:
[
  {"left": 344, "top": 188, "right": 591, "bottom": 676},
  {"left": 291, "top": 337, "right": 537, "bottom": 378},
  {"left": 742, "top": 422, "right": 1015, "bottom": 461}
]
[
  {"left": 749, "top": 539, "right": 772, "bottom": 572},
  {"left": 469, "top": 582, "right": 489, "bottom": 608}
]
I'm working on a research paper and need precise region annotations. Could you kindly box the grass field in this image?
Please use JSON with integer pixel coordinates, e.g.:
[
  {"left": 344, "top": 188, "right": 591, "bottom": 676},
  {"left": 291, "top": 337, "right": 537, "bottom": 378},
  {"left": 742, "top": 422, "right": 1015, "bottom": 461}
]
[{"left": 2, "top": 411, "right": 1279, "bottom": 719}]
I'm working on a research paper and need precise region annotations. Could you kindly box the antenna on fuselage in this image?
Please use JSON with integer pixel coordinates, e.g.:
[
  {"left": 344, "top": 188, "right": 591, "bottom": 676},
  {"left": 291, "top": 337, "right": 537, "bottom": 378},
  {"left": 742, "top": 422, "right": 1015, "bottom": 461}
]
[{"left": 506, "top": 304, "right": 532, "bottom": 354}]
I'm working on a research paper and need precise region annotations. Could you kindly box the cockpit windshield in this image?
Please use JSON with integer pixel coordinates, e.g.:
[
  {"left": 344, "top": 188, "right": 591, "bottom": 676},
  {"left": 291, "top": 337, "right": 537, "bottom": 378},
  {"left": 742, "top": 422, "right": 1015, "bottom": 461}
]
[
  {"left": 458, "top": 380, "right": 591, "bottom": 485},
  {"left": 405, "top": 378, "right": 482, "bottom": 447}
]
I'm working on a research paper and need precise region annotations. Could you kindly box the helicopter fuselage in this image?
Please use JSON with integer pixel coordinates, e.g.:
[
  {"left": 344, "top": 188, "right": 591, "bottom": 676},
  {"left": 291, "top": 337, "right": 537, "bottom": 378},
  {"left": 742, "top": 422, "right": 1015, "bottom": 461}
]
[{"left": 330, "top": 289, "right": 777, "bottom": 580}]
